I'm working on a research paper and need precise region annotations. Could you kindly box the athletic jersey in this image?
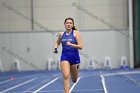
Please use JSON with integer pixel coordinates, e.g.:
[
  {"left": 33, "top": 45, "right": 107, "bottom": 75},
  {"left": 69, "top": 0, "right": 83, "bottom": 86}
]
[
  {"left": 61, "top": 30, "right": 78, "bottom": 53},
  {"left": 60, "top": 30, "right": 80, "bottom": 65}
]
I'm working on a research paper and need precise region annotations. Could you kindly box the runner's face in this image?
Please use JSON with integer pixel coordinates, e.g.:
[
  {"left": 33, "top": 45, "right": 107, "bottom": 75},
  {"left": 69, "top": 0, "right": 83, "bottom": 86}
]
[{"left": 64, "top": 19, "right": 73, "bottom": 31}]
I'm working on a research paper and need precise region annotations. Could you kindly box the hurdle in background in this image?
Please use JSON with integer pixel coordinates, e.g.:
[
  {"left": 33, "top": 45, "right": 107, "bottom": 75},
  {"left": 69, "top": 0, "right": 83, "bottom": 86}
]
[
  {"left": 11, "top": 59, "right": 21, "bottom": 71},
  {"left": 47, "top": 58, "right": 60, "bottom": 70}
]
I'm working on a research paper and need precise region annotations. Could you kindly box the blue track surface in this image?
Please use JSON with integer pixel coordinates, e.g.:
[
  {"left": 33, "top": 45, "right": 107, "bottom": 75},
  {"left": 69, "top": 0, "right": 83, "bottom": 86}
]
[{"left": 0, "top": 69, "right": 140, "bottom": 93}]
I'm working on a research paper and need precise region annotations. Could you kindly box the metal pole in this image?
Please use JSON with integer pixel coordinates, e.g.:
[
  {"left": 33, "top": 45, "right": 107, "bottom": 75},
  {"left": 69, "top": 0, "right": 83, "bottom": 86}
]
[{"left": 128, "top": 0, "right": 134, "bottom": 68}]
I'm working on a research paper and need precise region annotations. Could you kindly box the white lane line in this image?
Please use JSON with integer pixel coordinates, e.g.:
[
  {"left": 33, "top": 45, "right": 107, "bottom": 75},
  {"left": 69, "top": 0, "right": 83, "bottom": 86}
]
[
  {"left": 23, "top": 78, "right": 50, "bottom": 93},
  {"left": 71, "top": 89, "right": 103, "bottom": 92},
  {"left": 0, "top": 79, "right": 11, "bottom": 85},
  {"left": 25, "top": 90, "right": 63, "bottom": 93},
  {"left": 1, "top": 78, "right": 37, "bottom": 93},
  {"left": 69, "top": 77, "right": 81, "bottom": 93},
  {"left": 100, "top": 75, "right": 108, "bottom": 93},
  {"left": 103, "top": 71, "right": 140, "bottom": 76},
  {"left": 33, "top": 77, "right": 58, "bottom": 93}
]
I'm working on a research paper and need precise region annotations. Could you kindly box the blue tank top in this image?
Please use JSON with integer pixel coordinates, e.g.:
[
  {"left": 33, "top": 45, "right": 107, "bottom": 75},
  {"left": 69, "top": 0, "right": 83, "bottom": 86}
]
[{"left": 61, "top": 30, "right": 78, "bottom": 53}]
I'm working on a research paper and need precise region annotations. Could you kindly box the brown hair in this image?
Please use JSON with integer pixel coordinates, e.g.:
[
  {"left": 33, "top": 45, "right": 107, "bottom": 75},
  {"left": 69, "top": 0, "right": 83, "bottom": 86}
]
[{"left": 64, "top": 17, "right": 77, "bottom": 30}]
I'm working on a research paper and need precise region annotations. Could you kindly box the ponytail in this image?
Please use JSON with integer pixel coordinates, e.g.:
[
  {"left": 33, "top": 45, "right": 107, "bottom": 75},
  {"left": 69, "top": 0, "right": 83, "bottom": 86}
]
[{"left": 72, "top": 26, "right": 77, "bottom": 30}]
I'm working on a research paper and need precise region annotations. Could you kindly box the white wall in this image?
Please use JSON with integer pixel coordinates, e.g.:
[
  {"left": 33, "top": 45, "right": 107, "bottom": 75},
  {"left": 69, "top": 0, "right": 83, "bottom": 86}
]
[
  {"left": 0, "top": 0, "right": 32, "bottom": 31},
  {"left": 77, "top": 0, "right": 128, "bottom": 30},
  {"left": 0, "top": 30, "right": 130, "bottom": 71},
  {"left": 80, "top": 30, "right": 130, "bottom": 69},
  {"left": 0, "top": 0, "right": 131, "bottom": 71},
  {"left": 0, "top": 0, "right": 128, "bottom": 31},
  {"left": 33, "top": 0, "right": 128, "bottom": 30}
]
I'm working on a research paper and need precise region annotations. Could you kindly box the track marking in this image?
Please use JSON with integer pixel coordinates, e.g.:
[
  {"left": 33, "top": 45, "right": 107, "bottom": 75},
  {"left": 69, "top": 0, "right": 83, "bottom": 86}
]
[
  {"left": 72, "top": 89, "right": 103, "bottom": 92},
  {"left": 1, "top": 78, "right": 37, "bottom": 93},
  {"left": 103, "top": 71, "right": 140, "bottom": 76},
  {"left": 69, "top": 77, "right": 81, "bottom": 93},
  {"left": 0, "top": 79, "right": 11, "bottom": 85},
  {"left": 33, "top": 77, "right": 58, "bottom": 93},
  {"left": 100, "top": 75, "right": 108, "bottom": 93},
  {"left": 23, "top": 78, "right": 51, "bottom": 93}
]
